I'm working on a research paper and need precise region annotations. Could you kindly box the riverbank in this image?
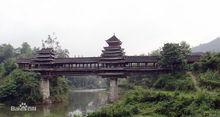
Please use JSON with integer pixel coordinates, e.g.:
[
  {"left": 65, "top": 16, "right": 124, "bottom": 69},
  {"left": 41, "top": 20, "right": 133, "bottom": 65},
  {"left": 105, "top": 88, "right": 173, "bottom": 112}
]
[
  {"left": 88, "top": 72, "right": 220, "bottom": 117},
  {"left": 88, "top": 86, "right": 220, "bottom": 117}
]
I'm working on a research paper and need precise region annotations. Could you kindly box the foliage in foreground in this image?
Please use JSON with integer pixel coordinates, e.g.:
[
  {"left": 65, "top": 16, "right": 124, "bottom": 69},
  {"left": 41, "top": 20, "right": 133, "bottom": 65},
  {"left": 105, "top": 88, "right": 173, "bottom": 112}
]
[
  {"left": 50, "top": 76, "right": 70, "bottom": 103},
  {"left": 123, "top": 73, "right": 195, "bottom": 92},
  {"left": 196, "top": 70, "right": 220, "bottom": 90},
  {"left": 193, "top": 52, "right": 220, "bottom": 72},
  {"left": 88, "top": 87, "right": 220, "bottom": 117},
  {"left": 153, "top": 73, "right": 195, "bottom": 91},
  {"left": 0, "top": 69, "right": 42, "bottom": 105}
]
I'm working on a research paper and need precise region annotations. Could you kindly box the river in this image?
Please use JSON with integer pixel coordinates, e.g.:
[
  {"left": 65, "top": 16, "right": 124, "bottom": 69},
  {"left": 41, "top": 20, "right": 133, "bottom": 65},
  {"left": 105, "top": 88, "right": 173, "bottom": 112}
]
[{"left": 0, "top": 89, "right": 108, "bottom": 117}]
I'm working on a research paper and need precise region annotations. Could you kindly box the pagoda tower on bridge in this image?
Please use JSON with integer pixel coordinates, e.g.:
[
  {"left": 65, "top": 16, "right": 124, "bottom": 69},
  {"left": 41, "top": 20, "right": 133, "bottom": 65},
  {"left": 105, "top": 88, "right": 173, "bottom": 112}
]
[
  {"left": 99, "top": 34, "right": 126, "bottom": 102},
  {"left": 99, "top": 34, "right": 126, "bottom": 78}
]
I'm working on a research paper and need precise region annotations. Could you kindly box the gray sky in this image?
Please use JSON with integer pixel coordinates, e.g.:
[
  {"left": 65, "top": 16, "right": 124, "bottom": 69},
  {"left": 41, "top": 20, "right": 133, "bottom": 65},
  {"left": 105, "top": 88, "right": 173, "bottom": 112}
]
[{"left": 1, "top": 0, "right": 220, "bottom": 56}]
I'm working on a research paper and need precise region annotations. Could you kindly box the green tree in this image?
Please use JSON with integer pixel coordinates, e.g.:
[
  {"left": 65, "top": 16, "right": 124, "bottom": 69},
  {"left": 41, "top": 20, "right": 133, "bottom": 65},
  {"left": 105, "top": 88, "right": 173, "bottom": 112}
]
[
  {"left": 0, "top": 44, "right": 15, "bottom": 63},
  {"left": 180, "top": 41, "right": 191, "bottom": 57},
  {"left": 50, "top": 76, "right": 69, "bottom": 102},
  {"left": 19, "top": 42, "right": 32, "bottom": 58},
  {"left": 2, "top": 58, "right": 17, "bottom": 76},
  {"left": 0, "top": 64, "right": 5, "bottom": 78},
  {"left": 0, "top": 69, "right": 41, "bottom": 105},
  {"left": 159, "top": 42, "right": 191, "bottom": 73}
]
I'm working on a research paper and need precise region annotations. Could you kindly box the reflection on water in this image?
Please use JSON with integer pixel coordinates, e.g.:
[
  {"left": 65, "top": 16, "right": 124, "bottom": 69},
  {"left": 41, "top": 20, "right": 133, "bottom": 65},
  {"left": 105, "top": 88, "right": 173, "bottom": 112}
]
[{"left": 0, "top": 89, "right": 108, "bottom": 117}]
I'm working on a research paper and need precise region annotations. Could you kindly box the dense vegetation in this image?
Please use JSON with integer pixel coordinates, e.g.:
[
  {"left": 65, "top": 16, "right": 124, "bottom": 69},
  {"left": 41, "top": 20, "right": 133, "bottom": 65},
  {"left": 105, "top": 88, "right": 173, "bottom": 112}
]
[
  {"left": 0, "top": 35, "right": 70, "bottom": 105},
  {"left": 153, "top": 73, "right": 195, "bottom": 91},
  {"left": 159, "top": 41, "right": 190, "bottom": 72},
  {"left": 1, "top": 36, "right": 220, "bottom": 116},
  {"left": 193, "top": 52, "right": 220, "bottom": 72},
  {"left": 88, "top": 86, "right": 220, "bottom": 117},
  {"left": 89, "top": 42, "right": 220, "bottom": 117},
  {"left": 50, "top": 76, "right": 69, "bottom": 103},
  {"left": 0, "top": 69, "right": 41, "bottom": 105},
  {"left": 196, "top": 71, "right": 220, "bottom": 90}
]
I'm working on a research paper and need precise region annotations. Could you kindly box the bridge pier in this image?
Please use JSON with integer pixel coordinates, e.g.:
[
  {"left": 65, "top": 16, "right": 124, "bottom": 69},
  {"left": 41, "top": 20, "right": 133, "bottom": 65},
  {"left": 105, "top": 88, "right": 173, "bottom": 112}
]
[
  {"left": 40, "top": 78, "right": 51, "bottom": 104},
  {"left": 109, "top": 78, "right": 118, "bottom": 102}
]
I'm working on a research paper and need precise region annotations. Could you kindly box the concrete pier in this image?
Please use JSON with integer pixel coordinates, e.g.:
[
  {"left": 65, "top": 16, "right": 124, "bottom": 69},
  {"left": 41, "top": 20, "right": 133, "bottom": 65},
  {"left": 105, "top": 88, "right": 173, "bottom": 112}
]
[
  {"left": 109, "top": 78, "right": 118, "bottom": 102},
  {"left": 40, "top": 78, "right": 51, "bottom": 104}
]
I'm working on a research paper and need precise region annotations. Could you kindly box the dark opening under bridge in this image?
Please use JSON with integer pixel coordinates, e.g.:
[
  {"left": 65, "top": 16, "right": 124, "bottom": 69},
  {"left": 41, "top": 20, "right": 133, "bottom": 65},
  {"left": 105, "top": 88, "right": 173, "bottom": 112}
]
[{"left": 16, "top": 35, "right": 201, "bottom": 103}]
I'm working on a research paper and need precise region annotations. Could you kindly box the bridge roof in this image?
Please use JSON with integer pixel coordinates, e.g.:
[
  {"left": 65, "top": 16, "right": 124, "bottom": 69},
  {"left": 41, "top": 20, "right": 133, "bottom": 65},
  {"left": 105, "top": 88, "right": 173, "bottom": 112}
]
[
  {"left": 125, "top": 56, "right": 159, "bottom": 63},
  {"left": 54, "top": 57, "right": 99, "bottom": 63},
  {"left": 16, "top": 54, "right": 201, "bottom": 64},
  {"left": 16, "top": 58, "right": 31, "bottom": 63}
]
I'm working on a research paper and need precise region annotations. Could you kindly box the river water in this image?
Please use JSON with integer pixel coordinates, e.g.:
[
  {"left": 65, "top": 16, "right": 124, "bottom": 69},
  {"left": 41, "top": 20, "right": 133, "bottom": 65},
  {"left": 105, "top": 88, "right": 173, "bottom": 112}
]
[{"left": 0, "top": 89, "right": 108, "bottom": 117}]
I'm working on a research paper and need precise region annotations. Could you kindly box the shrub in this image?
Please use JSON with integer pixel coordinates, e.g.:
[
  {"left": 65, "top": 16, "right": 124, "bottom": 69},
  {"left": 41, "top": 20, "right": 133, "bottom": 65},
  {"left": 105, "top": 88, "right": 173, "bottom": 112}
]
[
  {"left": 50, "top": 76, "right": 69, "bottom": 103},
  {"left": 88, "top": 87, "right": 220, "bottom": 117},
  {"left": 153, "top": 73, "right": 195, "bottom": 91},
  {"left": 0, "top": 69, "right": 42, "bottom": 105},
  {"left": 193, "top": 52, "right": 220, "bottom": 72},
  {"left": 197, "top": 71, "right": 220, "bottom": 90}
]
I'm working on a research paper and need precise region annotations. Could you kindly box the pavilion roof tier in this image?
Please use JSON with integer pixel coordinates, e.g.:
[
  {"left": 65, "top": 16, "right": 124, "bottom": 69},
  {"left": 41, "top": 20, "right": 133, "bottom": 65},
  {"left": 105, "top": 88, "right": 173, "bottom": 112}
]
[
  {"left": 32, "top": 58, "right": 55, "bottom": 62},
  {"left": 106, "top": 35, "right": 122, "bottom": 46},
  {"left": 104, "top": 47, "right": 124, "bottom": 51},
  {"left": 16, "top": 58, "right": 31, "bottom": 64},
  {"left": 36, "top": 48, "right": 55, "bottom": 55},
  {"left": 101, "top": 53, "right": 125, "bottom": 58},
  {"left": 34, "top": 54, "right": 55, "bottom": 58},
  {"left": 101, "top": 35, "right": 125, "bottom": 57},
  {"left": 31, "top": 48, "right": 55, "bottom": 65},
  {"left": 100, "top": 57, "right": 124, "bottom": 60},
  {"left": 102, "top": 50, "right": 124, "bottom": 54}
]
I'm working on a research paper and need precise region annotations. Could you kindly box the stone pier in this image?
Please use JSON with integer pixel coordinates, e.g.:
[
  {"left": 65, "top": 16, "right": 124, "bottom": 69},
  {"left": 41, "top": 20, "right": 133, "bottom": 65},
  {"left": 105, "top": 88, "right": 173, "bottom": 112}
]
[
  {"left": 40, "top": 78, "right": 51, "bottom": 104},
  {"left": 109, "top": 78, "right": 118, "bottom": 102}
]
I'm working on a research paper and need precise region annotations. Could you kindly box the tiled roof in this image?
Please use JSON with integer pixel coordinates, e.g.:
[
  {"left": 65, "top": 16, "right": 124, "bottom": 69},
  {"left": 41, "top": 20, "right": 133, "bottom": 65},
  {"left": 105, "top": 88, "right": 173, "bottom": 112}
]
[
  {"left": 106, "top": 35, "right": 121, "bottom": 42},
  {"left": 16, "top": 55, "right": 202, "bottom": 64},
  {"left": 54, "top": 57, "right": 99, "bottom": 63},
  {"left": 37, "top": 48, "right": 55, "bottom": 54},
  {"left": 125, "top": 56, "right": 159, "bottom": 62}
]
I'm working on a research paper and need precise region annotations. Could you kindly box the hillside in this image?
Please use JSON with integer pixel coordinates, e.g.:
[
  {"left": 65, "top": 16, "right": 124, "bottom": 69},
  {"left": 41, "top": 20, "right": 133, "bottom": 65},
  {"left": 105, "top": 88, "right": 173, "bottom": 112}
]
[{"left": 192, "top": 37, "right": 220, "bottom": 52}]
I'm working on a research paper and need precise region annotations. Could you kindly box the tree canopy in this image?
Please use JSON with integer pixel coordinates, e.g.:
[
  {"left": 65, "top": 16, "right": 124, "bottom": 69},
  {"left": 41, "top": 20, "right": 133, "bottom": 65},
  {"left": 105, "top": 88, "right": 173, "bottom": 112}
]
[
  {"left": 159, "top": 41, "right": 191, "bottom": 72},
  {"left": 0, "top": 69, "right": 42, "bottom": 105},
  {"left": 0, "top": 44, "right": 15, "bottom": 63}
]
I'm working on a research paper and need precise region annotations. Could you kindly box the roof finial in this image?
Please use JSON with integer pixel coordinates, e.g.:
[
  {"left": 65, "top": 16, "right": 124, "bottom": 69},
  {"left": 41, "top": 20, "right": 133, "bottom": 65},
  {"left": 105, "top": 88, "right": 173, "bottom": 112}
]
[{"left": 113, "top": 33, "right": 115, "bottom": 36}]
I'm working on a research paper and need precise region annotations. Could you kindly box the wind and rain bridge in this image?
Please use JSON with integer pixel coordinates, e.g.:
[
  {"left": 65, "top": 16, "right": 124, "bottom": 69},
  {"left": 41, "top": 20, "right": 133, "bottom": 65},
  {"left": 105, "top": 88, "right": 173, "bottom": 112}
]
[{"left": 17, "top": 35, "right": 201, "bottom": 103}]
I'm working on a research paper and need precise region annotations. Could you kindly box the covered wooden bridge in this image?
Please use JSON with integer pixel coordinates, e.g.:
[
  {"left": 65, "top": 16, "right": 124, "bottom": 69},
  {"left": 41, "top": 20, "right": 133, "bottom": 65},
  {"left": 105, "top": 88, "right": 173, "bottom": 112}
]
[{"left": 16, "top": 35, "right": 201, "bottom": 103}]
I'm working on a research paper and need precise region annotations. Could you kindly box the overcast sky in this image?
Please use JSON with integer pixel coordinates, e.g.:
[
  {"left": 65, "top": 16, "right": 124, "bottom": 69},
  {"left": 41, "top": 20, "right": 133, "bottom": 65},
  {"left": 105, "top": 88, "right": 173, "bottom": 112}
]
[{"left": 1, "top": 0, "right": 220, "bottom": 56}]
